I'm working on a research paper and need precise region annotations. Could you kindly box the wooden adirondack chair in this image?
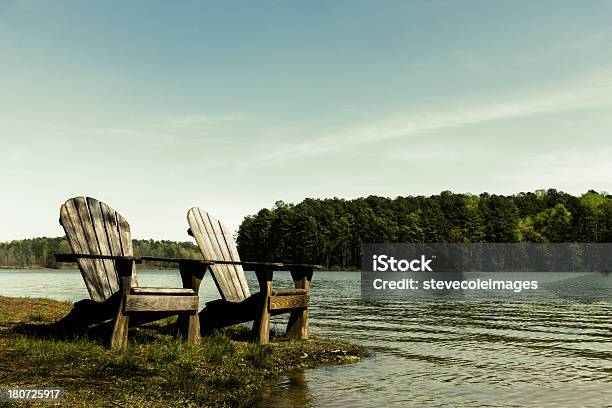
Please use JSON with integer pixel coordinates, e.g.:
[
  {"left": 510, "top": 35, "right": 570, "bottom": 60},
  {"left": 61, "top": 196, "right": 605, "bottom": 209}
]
[
  {"left": 187, "top": 207, "right": 318, "bottom": 344},
  {"left": 56, "top": 197, "right": 209, "bottom": 349}
]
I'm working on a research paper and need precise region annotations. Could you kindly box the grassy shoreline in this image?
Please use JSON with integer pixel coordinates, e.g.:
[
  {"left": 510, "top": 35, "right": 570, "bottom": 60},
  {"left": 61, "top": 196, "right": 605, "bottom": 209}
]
[{"left": 0, "top": 296, "right": 366, "bottom": 407}]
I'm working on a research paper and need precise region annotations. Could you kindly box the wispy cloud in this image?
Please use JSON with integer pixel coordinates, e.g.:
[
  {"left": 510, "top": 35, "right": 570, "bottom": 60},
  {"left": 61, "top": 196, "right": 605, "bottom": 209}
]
[
  {"left": 0, "top": 115, "right": 249, "bottom": 148},
  {"left": 163, "top": 114, "right": 252, "bottom": 127},
  {"left": 86, "top": 127, "right": 150, "bottom": 138},
  {"left": 240, "top": 78, "right": 612, "bottom": 168}
]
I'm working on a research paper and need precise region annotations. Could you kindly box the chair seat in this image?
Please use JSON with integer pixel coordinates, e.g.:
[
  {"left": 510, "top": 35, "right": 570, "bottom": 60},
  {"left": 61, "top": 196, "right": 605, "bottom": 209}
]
[
  {"left": 131, "top": 287, "right": 196, "bottom": 296},
  {"left": 271, "top": 288, "right": 308, "bottom": 296}
]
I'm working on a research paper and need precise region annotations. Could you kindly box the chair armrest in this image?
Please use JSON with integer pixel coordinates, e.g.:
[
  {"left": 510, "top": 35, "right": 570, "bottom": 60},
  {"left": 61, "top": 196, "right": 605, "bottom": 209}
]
[
  {"left": 202, "top": 259, "right": 322, "bottom": 271},
  {"left": 56, "top": 253, "right": 212, "bottom": 269},
  {"left": 55, "top": 253, "right": 140, "bottom": 263},
  {"left": 55, "top": 253, "right": 137, "bottom": 283},
  {"left": 55, "top": 254, "right": 212, "bottom": 292},
  {"left": 250, "top": 264, "right": 314, "bottom": 295},
  {"left": 140, "top": 256, "right": 213, "bottom": 268}
]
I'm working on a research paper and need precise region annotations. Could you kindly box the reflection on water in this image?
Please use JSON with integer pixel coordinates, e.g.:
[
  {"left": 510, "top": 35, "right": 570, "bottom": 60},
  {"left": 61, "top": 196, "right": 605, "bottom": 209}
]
[
  {"left": 2, "top": 270, "right": 612, "bottom": 407},
  {"left": 257, "top": 370, "right": 314, "bottom": 407}
]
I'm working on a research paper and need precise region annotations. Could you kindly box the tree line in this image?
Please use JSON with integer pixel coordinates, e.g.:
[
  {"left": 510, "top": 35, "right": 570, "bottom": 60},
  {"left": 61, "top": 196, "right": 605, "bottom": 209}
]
[
  {"left": 0, "top": 237, "right": 201, "bottom": 269},
  {"left": 236, "top": 190, "right": 612, "bottom": 269},
  {"left": 2, "top": 190, "right": 610, "bottom": 270}
]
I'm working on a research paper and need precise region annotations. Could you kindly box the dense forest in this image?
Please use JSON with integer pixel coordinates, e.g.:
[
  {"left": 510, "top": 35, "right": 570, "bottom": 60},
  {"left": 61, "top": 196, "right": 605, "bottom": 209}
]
[
  {"left": 236, "top": 190, "right": 612, "bottom": 269},
  {"left": 2, "top": 190, "right": 610, "bottom": 270},
  {"left": 0, "top": 238, "right": 200, "bottom": 269}
]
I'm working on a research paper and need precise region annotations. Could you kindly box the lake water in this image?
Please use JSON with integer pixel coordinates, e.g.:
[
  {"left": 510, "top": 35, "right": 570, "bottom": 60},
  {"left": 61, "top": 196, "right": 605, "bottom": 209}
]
[{"left": 2, "top": 269, "right": 612, "bottom": 407}]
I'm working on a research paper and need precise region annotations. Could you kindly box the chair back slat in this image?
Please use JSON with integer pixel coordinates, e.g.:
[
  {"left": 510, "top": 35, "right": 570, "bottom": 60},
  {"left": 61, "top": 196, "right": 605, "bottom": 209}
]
[
  {"left": 187, "top": 208, "right": 250, "bottom": 302},
  {"left": 60, "top": 197, "right": 134, "bottom": 302}
]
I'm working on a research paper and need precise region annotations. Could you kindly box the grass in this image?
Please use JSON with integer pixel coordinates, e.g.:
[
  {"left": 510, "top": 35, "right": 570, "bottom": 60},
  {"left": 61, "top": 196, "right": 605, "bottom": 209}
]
[{"left": 0, "top": 296, "right": 365, "bottom": 407}]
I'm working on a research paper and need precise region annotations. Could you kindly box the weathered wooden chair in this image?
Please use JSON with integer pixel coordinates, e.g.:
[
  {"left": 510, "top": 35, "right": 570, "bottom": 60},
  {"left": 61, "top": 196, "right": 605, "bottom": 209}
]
[
  {"left": 187, "top": 207, "right": 319, "bottom": 344},
  {"left": 55, "top": 197, "right": 210, "bottom": 349}
]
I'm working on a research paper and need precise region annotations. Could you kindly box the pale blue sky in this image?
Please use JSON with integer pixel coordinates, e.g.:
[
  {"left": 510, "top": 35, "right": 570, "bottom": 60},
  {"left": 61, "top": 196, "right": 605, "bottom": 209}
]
[{"left": 1, "top": 1, "right": 611, "bottom": 241}]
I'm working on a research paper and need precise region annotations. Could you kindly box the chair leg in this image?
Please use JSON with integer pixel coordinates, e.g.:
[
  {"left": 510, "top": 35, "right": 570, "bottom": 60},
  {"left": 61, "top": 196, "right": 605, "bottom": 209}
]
[
  {"left": 286, "top": 308, "right": 308, "bottom": 340},
  {"left": 257, "top": 295, "right": 271, "bottom": 344},
  {"left": 110, "top": 309, "right": 129, "bottom": 350},
  {"left": 187, "top": 311, "right": 201, "bottom": 345},
  {"left": 112, "top": 262, "right": 132, "bottom": 350},
  {"left": 175, "top": 311, "right": 201, "bottom": 345}
]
